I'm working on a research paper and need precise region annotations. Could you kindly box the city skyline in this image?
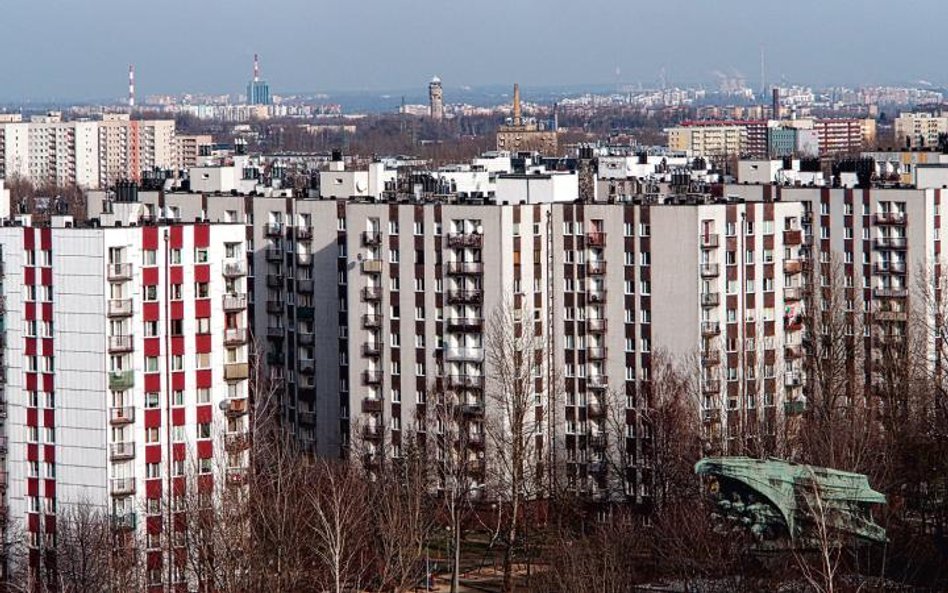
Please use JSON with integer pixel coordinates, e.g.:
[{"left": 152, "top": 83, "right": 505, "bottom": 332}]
[{"left": 3, "top": 0, "right": 948, "bottom": 101}]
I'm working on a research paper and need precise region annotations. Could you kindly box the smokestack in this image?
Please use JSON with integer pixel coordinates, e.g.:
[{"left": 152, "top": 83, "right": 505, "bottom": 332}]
[
  {"left": 513, "top": 83, "right": 521, "bottom": 127},
  {"left": 128, "top": 65, "right": 135, "bottom": 110},
  {"left": 772, "top": 87, "right": 781, "bottom": 120},
  {"left": 253, "top": 53, "right": 260, "bottom": 83}
]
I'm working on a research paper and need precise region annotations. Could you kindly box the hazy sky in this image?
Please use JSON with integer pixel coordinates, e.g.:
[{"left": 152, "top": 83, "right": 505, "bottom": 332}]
[{"left": 3, "top": 0, "right": 947, "bottom": 101}]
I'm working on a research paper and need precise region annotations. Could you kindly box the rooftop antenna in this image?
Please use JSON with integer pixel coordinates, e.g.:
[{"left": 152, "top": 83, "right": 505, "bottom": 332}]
[
  {"left": 128, "top": 65, "right": 135, "bottom": 110},
  {"left": 253, "top": 53, "right": 260, "bottom": 83}
]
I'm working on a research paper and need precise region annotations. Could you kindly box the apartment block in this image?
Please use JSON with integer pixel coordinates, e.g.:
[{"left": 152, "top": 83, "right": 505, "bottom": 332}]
[
  {"left": 894, "top": 112, "right": 948, "bottom": 149},
  {"left": 0, "top": 217, "right": 250, "bottom": 589}
]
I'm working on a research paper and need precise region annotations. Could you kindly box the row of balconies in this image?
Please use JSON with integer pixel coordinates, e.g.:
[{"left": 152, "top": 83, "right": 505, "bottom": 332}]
[
  {"left": 447, "top": 233, "right": 484, "bottom": 249},
  {"left": 265, "top": 248, "right": 313, "bottom": 267},
  {"left": 872, "top": 212, "right": 906, "bottom": 225},
  {"left": 873, "top": 261, "right": 907, "bottom": 274},
  {"left": 701, "top": 230, "right": 802, "bottom": 248},
  {"left": 446, "top": 317, "right": 483, "bottom": 332},
  {"left": 874, "top": 237, "right": 907, "bottom": 250}
]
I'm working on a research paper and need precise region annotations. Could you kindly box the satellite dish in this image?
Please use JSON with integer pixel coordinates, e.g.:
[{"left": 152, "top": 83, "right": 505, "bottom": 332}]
[{"left": 355, "top": 180, "right": 367, "bottom": 192}]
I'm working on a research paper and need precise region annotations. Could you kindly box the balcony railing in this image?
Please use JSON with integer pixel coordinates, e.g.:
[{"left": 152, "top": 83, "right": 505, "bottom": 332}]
[
  {"left": 587, "top": 261, "right": 607, "bottom": 276},
  {"left": 783, "top": 229, "right": 803, "bottom": 245},
  {"left": 586, "top": 232, "right": 606, "bottom": 247},
  {"left": 298, "top": 279, "right": 314, "bottom": 294},
  {"left": 265, "top": 248, "right": 283, "bottom": 262},
  {"left": 445, "top": 262, "right": 483, "bottom": 275},
  {"left": 107, "top": 263, "right": 133, "bottom": 281},
  {"left": 297, "top": 253, "right": 313, "bottom": 267},
  {"left": 361, "top": 259, "right": 383, "bottom": 274},
  {"left": 225, "top": 398, "right": 249, "bottom": 417},
  {"left": 587, "top": 347, "right": 607, "bottom": 360},
  {"left": 224, "top": 363, "right": 250, "bottom": 381},
  {"left": 700, "top": 263, "right": 719, "bottom": 277},
  {"left": 785, "top": 344, "right": 804, "bottom": 359},
  {"left": 361, "top": 231, "right": 382, "bottom": 246},
  {"left": 223, "top": 294, "right": 247, "bottom": 311},
  {"left": 447, "top": 289, "right": 483, "bottom": 304},
  {"left": 874, "top": 287, "right": 908, "bottom": 299},
  {"left": 873, "top": 237, "right": 907, "bottom": 250},
  {"left": 702, "top": 379, "right": 721, "bottom": 393},
  {"left": 461, "top": 403, "right": 484, "bottom": 416},
  {"left": 107, "top": 299, "right": 133, "bottom": 317},
  {"left": 701, "top": 293, "right": 720, "bottom": 308},
  {"left": 447, "top": 233, "right": 484, "bottom": 248},
  {"left": 362, "top": 342, "right": 382, "bottom": 356},
  {"left": 446, "top": 317, "right": 483, "bottom": 332},
  {"left": 447, "top": 374, "right": 485, "bottom": 390},
  {"left": 109, "top": 407, "right": 135, "bottom": 425},
  {"left": 109, "top": 442, "right": 136, "bottom": 461},
  {"left": 588, "top": 290, "right": 607, "bottom": 303},
  {"left": 298, "top": 331, "right": 314, "bottom": 346},
  {"left": 109, "top": 371, "right": 134, "bottom": 391},
  {"left": 872, "top": 212, "right": 906, "bottom": 225},
  {"left": 108, "top": 335, "right": 134, "bottom": 353},
  {"left": 225, "top": 433, "right": 251, "bottom": 451},
  {"left": 587, "top": 318, "right": 607, "bottom": 333},
  {"left": 224, "top": 328, "right": 248, "bottom": 345},
  {"left": 701, "top": 322, "right": 721, "bottom": 337},
  {"left": 264, "top": 223, "right": 283, "bottom": 237},
  {"left": 445, "top": 347, "right": 485, "bottom": 362},
  {"left": 784, "top": 371, "right": 803, "bottom": 388},
  {"left": 784, "top": 287, "right": 804, "bottom": 301},
  {"left": 363, "top": 370, "right": 383, "bottom": 385},
  {"left": 223, "top": 261, "right": 247, "bottom": 277},
  {"left": 701, "top": 351, "right": 721, "bottom": 367},
  {"left": 700, "top": 233, "right": 720, "bottom": 248},
  {"left": 111, "top": 512, "right": 137, "bottom": 531},
  {"left": 110, "top": 477, "right": 136, "bottom": 495},
  {"left": 362, "top": 398, "right": 383, "bottom": 413},
  {"left": 784, "top": 260, "right": 803, "bottom": 275},
  {"left": 361, "top": 287, "right": 382, "bottom": 301},
  {"left": 299, "top": 360, "right": 315, "bottom": 375},
  {"left": 873, "top": 261, "right": 907, "bottom": 274},
  {"left": 266, "top": 274, "right": 283, "bottom": 288},
  {"left": 362, "top": 314, "right": 382, "bottom": 329},
  {"left": 587, "top": 401, "right": 605, "bottom": 418},
  {"left": 295, "top": 226, "right": 313, "bottom": 240},
  {"left": 587, "top": 375, "right": 608, "bottom": 389}
]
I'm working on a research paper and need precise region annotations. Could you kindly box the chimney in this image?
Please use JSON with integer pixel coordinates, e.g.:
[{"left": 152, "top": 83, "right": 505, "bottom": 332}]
[
  {"left": 772, "top": 87, "right": 781, "bottom": 120},
  {"left": 513, "top": 83, "right": 522, "bottom": 127},
  {"left": 253, "top": 53, "right": 260, "bottom": 82},
  {"left": 128, "top": 65, "right": 135, "bottom": 110}
]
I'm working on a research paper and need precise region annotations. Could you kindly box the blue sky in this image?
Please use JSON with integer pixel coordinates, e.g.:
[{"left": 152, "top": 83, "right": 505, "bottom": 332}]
[{"left": 2, "top": 0, "right": 945, "bottom": 100}]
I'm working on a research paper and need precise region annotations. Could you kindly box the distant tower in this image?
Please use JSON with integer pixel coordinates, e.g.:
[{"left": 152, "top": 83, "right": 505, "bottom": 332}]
[
  {"left": 128, "top": 65, "right": 135, "bottom": 110},
  {"left": 428, "top": 76, "right": 444, "bottom": 121},
  {"left": 513, "top": 83, "right": 522, "bottom": 126},
  {"left": 247, "top": 53, "right": 271, "bottom": 106},
  {"left": 772, "top": 87, "right": 781, "bottom": 120}
]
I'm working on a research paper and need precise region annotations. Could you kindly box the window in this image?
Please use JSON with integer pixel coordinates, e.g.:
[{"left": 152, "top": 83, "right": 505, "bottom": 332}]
[
  {"left": 143, "top": 285, "right": 158, "bottom": 301},
  {"left": 145, "top": 392, "right": 160, "bottom": 408},
  {"left": 143, "top": 250, "right": 157, "bottom": 265},
  {"left": 195, "top": 248, "right": 209, "bottom": 263},
  {"left": 145, "top": 427, "right": 160, "bottom": 443},
  {"left": 197, "top": 423, "right": 211, "bottom": 439},
  {"left": 146, "top": 462, "right": 161, "bottom": 479},
  {"left": 170, "top": 249, "right": 182, "bottom": 264}
]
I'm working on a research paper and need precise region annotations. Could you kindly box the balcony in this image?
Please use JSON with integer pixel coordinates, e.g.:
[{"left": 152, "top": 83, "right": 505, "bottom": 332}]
[
  {"left": 264, "top": 223, "right": 283, "bottom": 237},
  {"left": 224, "top": 328, "right": 248, "bottom": 346},
  {"left": 295, "top": 226, "right": 313, "bottom": 240},
  {"left": 265, "top": 247, "right": 283, "bottom": 262},
  {"left": 266, "top": 274, "right": 283, "bottom": 289},
  {"left": 588, "top": 290, "right": 607, "bottom": 303},
  {"left": 297, "top": 306, "right": 315, "bottom": 321},
  {"left": 587, "top": 375, "right": 608, "bottom": 389},
  {"left": 700, "top": 322, "right": 721, "bottom": 337},
  {"left": 110, "top": 477, "right": 136, "bottom": 495},
  {"left": 784, "top": 260, "right": 803, "bottom": 275},
  {"left": 299, "top": 410, "right": 316, "bottom": 424},
  {"left": 784, "top": 399, "right": 807, "bottom": 415},
  {"left": 361, "top": 231, "right": 382, "bottom": 246},
  {"left": 299, "top": 360, "right": 315, "bottom": 375},
  {"left": 296, "top": 253, "right": 313, "bottom": 267},
  {"left": 298, "top": 331, "right": 314, "bottom": 346},
  {"left": 107, "top": 263, "right": 133, "bottom": 281},
  {"left": 783, "top": 229, "right": 803, "bottom": 245},
  {"left": 298, "top": 279, "right": 314, "bottom": 294},
  {"left": 587, "top": 318, "right": 607, "bottom": 333},
  {"left": 702, "top": 379, "right": 721, "bottom": 393},
  {"left": 362, "top": 425, "right": 383, "bottom": 440},
  {"left": 361, "top": 286, "right": 382, "bottom": 302},
  {"left": 784, "top": 371, "right": 803, "bottom": 388},
  {"left": 873, "top": 261, "right": 907, "bottom": 274},
  {"left": 223, "top": 294, "right": 247, "bottom": 311},
  {"left": 267, "top": 352, "right": 285, "bottom": 365},
  {"left": 784, "top": 287, "right": 804, "bottom": 302},
  {"left": 267, "top": 326, "right": 285, "bottom": 339},
  {"left": 700, "top": 233, "right": 719, "bottom": 248},
  {"left": 587, "top": 401, "right": 605, "bottom": 418},
  {"left": 111, "top": 512, "right": 137, "bottom": 531},
  {"left": 700, "top": 263, "right": 719, "bottom": 278},
  {"left": 873, "top": 237, "right": 907, "bottom": 250},
  {"left": 701, "top": 351, "right": 721, "bottom": 367},
  {"left": 362, "top": 398, "right": 383, "bottom": 413},
  {"left": 107, "top": 299, "right": 133, "bottom": 317},
  {"left": 225, "top": 433, "right": 251, "bottom": 451},
  {"left": 875, "top": 310, "right": 908, "bottom": 322},
  {"left": 266, "top": 301, "right": 284, "bottom": 314},
  {"left": 109, "top": 442, "right": 135, "bottom": 461},
  {"left": 447, "top": 375, "right": 485, "bottom": 390},
  {"left": 361, "top": 259, "right": 383, "bottom": 274},
  {"left": 362, "top": 370, "right": 383, "bottom": 385},
  {"left": 362, "top": 314, "right": 382, "bottom": 329},
  {"left": 445, "top": 347, "right": 485, "bottom": 362},
  {"left": 447, "top": 233, "right": 484, "bottom": 248},
  {"left": 446, "top": 317, "right": 483, "bottom": 332},
  {"left": 446, "top": 262, "right": 483, "bottom": 275},
  {"left": 109, "top": 371, "right": 134, "bottom": 391},
  {"left": 363, "top": 342, "right": 382, "bottom": 356},
  {"left": 701, "top": 293, "right": 720, "bottom": 308},
  {"left": 227, "top": 468, "right": 248, "bottom": 486},
  {"left": 224, "top": 363, "right": 250, "bottom": 381},
  {"left": 586, "top": 232, "right": 606, "bottom": 247},
  {"left": 873, "top": 287, "right": 908, "bottom": 299},
  {"left": 108, "top": 335, "right": 134, "bottom": 353},
  {"left": 587, "top": 347, "right": 607, "bottom": 361},
  {"left": 461, "top": 403, "right": 484, "bottom": 416},
  {"left": 223, "top": 261, "right": 247, "bottom": 277},
  {"left": 589, "top": 434, "right": 607, "bottom": 449},
  {"left": 587, "top": 261, "right": 607, "bottom": 276},
  {"left": 873, "top": 212, "right": 906, "bottom": 225},
  {"left": 109, "top": 407, "right": 135, "bottom": 425},
  {"left": 785, "top": 344, "right": 804, "bottom": 359},
  {"left": 225, "top": 398, "right": 249, "bottom": 417},
  {"left": 447, "top": 289, "right": 483, "bottom": 304}
]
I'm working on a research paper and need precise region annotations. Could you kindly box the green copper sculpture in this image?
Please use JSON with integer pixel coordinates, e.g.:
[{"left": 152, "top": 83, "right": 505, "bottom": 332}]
[{"left": 695, "top": 457, "right": 887, "bottom": 544}]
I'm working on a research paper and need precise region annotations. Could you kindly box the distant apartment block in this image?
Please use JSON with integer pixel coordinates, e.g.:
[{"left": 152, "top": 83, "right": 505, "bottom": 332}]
[{"left": 894, "top": 112, "right": 948, "bottom": 149}]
